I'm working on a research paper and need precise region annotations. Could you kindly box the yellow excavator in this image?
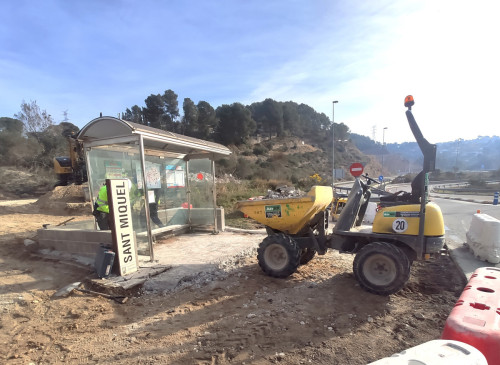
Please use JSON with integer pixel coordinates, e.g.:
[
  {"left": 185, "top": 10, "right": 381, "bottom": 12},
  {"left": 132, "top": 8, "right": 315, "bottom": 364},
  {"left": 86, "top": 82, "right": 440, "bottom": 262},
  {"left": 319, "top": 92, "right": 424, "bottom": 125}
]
[
  {"left": 53, "top": 134, "right": 87, "bottom": 186},
  {"left": 330, "top": 193, "right": 348, "bottom": 221}
]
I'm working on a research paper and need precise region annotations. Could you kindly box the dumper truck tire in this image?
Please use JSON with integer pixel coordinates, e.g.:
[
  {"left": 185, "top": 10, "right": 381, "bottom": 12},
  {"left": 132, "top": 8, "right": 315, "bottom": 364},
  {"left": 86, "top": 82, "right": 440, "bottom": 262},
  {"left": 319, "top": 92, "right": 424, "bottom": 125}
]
[
  {"left": 299, "top": 248, "right": 316, "bottom": 265},
  {"left": 353, "top": 242, "right": 411, "bottom": 295},
  {"left": 257, "top": 234, "right": 301, "bottom": 278}
]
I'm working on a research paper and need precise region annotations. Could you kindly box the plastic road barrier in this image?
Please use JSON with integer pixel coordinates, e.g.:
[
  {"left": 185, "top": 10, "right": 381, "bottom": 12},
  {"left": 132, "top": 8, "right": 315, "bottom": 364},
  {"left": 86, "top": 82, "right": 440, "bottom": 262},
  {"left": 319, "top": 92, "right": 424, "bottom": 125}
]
[
  {"left": 441, "top": 267, "right": 500, "bottom": 364},
  {"left": 368, "top": 339, "right": 487, "bottom": 364}
]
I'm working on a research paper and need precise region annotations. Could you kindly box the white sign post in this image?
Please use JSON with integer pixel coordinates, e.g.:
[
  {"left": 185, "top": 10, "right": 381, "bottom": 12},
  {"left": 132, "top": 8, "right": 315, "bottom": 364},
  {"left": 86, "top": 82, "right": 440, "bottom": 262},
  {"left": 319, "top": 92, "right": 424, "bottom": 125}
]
[{"left": 108, "top": 179, "right": 138, "bottom": 276}]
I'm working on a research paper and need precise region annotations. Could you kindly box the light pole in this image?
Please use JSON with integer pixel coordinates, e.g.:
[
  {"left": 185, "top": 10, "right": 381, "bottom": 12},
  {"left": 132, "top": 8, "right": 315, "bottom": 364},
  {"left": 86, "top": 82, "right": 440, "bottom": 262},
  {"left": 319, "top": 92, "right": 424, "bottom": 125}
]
[
  {"left": 332, "top": 101, "right": 338, "bottom": 186},
  {"left": 382, "top": 127, "right": 388, "bottom": 175},
  {"left": 455, "top": 138, "right": 463, "bottom": 171}
]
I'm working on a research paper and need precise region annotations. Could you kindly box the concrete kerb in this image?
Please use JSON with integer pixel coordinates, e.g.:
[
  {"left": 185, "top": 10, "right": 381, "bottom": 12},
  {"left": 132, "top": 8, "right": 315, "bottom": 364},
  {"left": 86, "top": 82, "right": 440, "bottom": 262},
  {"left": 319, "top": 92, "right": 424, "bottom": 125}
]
[
  {"left": 430, "top": 193, "right": 489, "bottom": 205},
  {"left": 224, "top": 226, "right": 267, "bottom": 235}
]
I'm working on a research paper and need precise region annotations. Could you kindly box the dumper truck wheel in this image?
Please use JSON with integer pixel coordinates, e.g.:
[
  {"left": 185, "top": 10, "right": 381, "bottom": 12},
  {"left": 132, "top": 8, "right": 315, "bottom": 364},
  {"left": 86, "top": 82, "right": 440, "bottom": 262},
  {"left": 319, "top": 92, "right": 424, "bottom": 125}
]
[
  {"left": 353, "top": 242, "right": 411, "bottom": 295},
  {"left": 257, "top": 234, "right": 301, "bottom": 278},
  {"left": 299, "top": 248, "right": 316, "bottom": 265}
]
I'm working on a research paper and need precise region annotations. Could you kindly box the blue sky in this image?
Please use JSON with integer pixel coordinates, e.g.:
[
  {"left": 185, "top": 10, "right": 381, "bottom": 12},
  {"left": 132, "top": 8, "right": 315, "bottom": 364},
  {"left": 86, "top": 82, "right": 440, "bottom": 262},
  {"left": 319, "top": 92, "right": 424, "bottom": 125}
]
[{"left": 1, "top": 0, "right": 499, "bottom": 143}]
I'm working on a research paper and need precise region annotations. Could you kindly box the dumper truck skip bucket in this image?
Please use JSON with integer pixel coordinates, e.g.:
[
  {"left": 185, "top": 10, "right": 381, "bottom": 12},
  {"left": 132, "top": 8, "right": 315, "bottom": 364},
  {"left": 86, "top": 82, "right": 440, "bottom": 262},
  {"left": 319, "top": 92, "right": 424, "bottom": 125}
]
[{"left": 235, "top": 186, "right": 333, "bottom": 235}]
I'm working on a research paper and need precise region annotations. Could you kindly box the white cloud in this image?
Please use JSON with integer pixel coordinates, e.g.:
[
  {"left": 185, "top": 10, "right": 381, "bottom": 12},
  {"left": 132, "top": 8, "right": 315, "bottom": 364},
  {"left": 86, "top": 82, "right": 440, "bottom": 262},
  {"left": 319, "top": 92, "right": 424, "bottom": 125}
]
[{"left": 245, "top": 0, "right": 500, "bottom": 143}]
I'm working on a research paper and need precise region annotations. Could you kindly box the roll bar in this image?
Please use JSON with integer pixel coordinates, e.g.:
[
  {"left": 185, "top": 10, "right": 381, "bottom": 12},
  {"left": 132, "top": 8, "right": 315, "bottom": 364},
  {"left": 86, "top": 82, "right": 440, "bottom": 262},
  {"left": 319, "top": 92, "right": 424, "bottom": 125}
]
[{"left": 404, "top": 95, "right": 436, "bottom": 173}]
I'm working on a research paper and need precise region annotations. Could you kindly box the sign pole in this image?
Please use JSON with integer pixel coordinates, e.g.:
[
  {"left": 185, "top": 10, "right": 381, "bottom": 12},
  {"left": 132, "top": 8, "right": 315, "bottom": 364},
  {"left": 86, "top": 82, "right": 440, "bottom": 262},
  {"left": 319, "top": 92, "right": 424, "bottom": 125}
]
[{"left": 332, "top": 101, "right": 338, "bottom": 186}]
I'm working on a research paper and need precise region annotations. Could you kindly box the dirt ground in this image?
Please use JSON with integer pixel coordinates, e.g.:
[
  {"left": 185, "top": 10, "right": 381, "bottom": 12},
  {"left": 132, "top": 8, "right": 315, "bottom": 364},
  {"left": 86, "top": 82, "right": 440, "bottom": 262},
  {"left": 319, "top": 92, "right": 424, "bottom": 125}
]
[{"left": 0, "top": 187, "right": 466, "bottom": 364}]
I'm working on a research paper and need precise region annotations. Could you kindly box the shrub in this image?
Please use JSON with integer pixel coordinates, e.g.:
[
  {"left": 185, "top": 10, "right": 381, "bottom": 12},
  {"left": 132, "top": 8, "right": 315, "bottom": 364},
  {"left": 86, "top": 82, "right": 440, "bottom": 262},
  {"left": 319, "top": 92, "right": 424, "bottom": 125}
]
[
  {"left": 234, "top": 157, "right": 254, "bottom": 179},
  {"left": 269, "top": 152, "right": 286, "bottom": 162},
  {"left": 468, "top": 178, "right": 487, "bottom": 188},
  {"left": 253, "top": 144, "right": 268, "bottom": 156},
  {"left": 262, "top": 140, "right": 273, "bottom": 150}
]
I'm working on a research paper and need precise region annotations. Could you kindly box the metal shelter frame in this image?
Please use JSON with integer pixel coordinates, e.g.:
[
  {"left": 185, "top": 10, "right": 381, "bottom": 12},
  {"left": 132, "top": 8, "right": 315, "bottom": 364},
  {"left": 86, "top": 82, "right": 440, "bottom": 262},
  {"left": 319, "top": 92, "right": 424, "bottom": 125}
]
[{"left": 77, "top": 116, "right": 231, "bottom": 261}]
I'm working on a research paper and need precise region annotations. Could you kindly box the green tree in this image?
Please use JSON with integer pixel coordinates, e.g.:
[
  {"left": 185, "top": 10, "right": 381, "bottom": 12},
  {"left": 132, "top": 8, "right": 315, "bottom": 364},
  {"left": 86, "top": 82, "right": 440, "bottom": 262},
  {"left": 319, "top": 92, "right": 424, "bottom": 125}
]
[
  {"left": 182, "top": 98, "right": 198, "bottom": 135},
  {"left": 282, "top": 102, "right": 300, "bottom": 136},
  {"left": 196, "top": 101, "right": 217, "bottom": 140},
  {"left": 251, "top": 98, "right": 283, "bottom": 139},
  {"left": 143, "top": 94, "right": 164, "bottom": 129},
  {"left": 0, "top": 117, "right": 24, "bottom": 134},
  {"left": 59, "top": 121, "right": 80, "bottom": 138},
  {"left": 334, "top": 122, "right": 350, "bottom": 142},
  {"left": 37, "top": 124, "right": 70, "bottom": 162},
  {"left": 123, "top": 105, "right": 144, "bottom": 124},
  {"left": 297, "top": 104, "right": 330, "bottom": 136},
  {"left": 14, "top": 100, "right": 54, "bottom": 144},
  {"left": 215, "top": 103, "right": 256, "bottom": 145},
  {"left": 162, "top": 89, "right": 179, "bottom": 131},
  {"left": 0, "top": 117, "right": 25, "bottom": 165}
]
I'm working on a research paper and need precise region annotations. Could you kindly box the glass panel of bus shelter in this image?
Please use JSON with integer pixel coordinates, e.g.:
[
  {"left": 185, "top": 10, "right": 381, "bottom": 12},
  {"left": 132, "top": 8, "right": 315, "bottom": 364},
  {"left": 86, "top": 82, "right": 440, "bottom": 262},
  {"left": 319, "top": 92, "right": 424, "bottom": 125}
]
[
  {"left": 188, "top": 158, "right": 215, "bottom": 228},
  {"left": 141, "top": 155, "right": 188, "bottom": 228},
  {"left": 86, "top": 143, "right": 150, "bottom": 257}
]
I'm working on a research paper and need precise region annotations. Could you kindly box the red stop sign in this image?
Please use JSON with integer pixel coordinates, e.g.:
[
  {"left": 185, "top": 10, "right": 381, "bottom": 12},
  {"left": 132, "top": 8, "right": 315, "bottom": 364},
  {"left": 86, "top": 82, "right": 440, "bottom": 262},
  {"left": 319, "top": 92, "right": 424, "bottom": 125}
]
[{"left": 350, "top": 163, "right": 364, "bottom": 177}]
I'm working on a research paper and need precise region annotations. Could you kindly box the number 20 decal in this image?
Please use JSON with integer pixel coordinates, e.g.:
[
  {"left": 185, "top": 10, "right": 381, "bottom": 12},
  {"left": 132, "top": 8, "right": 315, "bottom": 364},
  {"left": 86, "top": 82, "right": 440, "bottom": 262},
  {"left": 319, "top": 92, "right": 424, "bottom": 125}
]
[{"left": 392, "top": 218, "right": 408, "bottom": 233}]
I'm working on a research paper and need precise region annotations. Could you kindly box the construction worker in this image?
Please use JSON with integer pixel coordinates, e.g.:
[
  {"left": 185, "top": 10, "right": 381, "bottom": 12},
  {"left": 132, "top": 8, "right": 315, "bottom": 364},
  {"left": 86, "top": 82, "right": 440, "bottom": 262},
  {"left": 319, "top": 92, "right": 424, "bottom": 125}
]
[
  {"left": 149, "top": 189, "right": 164, "bottom": 227},
  {"left": 93, "top": 184, "right": 110, "bottom": 230}
]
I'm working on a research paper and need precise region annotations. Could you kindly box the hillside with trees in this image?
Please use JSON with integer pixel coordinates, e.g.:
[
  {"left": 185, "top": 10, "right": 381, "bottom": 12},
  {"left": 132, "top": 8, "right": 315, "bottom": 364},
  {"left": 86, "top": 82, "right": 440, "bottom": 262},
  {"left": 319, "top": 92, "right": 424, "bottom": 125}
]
[
  {"left": 1, "top": 90, "right": 499, "bottom": 198},
  {"left": 119, "top": 90, "right": 367, "bottom": 187},
  {"left": 351, "top": 132, "right": 500, "bottom": 175}
]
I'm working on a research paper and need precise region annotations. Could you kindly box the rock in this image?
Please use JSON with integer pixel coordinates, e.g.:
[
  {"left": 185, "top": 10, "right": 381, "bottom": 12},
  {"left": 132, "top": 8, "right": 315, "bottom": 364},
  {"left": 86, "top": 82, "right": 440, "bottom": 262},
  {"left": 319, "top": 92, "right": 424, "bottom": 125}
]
[
  {"left": 23, "top": 239, "right": 39, "bottom": 252},
  {"left": 276, "top": 352, "right": 286, "bottom": 360},
  {"left": 414, "top": 312, "right": 425, "bottom": 320}
]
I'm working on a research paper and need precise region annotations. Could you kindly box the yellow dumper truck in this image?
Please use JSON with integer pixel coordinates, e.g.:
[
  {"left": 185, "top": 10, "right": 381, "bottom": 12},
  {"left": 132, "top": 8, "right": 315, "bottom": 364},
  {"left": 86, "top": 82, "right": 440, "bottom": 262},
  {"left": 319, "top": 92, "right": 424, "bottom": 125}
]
[{"left": 236, "top": 96, "right": 445, "bottom": 295}]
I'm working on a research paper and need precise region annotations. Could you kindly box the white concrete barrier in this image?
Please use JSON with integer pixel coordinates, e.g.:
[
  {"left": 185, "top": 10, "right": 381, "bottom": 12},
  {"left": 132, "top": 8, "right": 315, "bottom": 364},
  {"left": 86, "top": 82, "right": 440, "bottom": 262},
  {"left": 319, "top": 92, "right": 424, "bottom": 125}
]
[
  {"left": 466, "top": 213, "right": 500, "bottom": 264},
  {"left": 368, "top": 339, "right": 487, "bottom": 364}
]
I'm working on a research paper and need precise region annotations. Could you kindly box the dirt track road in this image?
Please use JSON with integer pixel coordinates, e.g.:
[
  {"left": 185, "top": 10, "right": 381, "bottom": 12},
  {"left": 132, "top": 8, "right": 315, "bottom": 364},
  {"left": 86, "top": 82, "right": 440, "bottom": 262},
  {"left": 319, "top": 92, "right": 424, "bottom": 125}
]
[{"left": 0, "top": 199, "right": 465, "bottom": 364}]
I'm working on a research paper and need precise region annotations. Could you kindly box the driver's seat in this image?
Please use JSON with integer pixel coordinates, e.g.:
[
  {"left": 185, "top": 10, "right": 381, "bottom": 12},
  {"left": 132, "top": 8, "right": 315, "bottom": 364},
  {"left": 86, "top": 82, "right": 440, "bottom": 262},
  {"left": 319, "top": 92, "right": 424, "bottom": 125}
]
[{"left": 379, "top": 171, "right": 423, "bottom": 206}]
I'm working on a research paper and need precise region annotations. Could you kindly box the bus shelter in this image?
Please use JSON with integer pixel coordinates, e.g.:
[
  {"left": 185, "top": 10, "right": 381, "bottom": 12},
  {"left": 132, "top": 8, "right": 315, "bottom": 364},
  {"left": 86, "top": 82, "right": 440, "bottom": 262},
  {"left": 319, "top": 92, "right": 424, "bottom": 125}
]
[{"left": 77, "top": 116, "right": 231, "bottom": 261}]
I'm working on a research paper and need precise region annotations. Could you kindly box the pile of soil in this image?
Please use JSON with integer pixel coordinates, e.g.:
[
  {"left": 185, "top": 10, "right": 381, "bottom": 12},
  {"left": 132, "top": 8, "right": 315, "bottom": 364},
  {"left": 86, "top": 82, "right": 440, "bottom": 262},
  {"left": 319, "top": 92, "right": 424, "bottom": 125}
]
[
  {"left": 0, "top": 184, "right": 93, "bottom": 216},
  {"left": 33, "top": 184, "right": 92, "bottom": 215}
]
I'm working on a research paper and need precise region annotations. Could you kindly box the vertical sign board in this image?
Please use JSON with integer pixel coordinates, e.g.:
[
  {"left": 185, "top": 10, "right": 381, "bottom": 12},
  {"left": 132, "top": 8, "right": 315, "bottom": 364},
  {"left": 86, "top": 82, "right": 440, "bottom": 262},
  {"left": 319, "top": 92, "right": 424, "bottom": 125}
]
[{"left": 107, "top": 179, "right": 138, "bottom": 276}]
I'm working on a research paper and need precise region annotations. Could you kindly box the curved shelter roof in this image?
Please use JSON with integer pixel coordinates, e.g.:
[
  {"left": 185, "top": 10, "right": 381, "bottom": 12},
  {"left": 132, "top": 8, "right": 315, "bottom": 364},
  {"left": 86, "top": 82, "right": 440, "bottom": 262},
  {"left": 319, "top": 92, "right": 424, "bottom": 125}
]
[{"left": 77, "top": 116, "right": 231, "bottom": 158}]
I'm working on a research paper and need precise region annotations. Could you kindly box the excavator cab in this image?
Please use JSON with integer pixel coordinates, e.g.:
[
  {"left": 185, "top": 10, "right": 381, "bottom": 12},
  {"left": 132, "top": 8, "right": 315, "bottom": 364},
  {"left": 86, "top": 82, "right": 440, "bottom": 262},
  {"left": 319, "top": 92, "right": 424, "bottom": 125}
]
[{"left": 54, "top": 134, "right": 87, "bottom": 186}]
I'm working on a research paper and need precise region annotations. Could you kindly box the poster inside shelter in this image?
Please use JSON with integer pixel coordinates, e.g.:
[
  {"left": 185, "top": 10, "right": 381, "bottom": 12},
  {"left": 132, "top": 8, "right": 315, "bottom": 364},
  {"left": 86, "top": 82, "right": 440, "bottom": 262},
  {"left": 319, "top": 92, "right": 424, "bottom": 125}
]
[
  {"left": 166, "top": 165, "right": 185, "bottom": 188},
  {"left": 105, "top": 161, "right": 122, "bottom": 179},
  {"left": 136, "top": 161, "right": 161, "bottom": 189}
]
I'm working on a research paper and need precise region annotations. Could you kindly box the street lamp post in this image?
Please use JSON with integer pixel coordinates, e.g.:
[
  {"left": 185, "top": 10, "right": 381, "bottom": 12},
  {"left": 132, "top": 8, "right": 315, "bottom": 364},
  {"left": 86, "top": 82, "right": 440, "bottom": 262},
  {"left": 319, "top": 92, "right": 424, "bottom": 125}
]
[
  {"left": 382, "top": 127, "right": 388, "bottom": 175},
  {"left": 455, "top": 138, "right": 463, "bottom": 170},
  {"left": 332, "top": 101, "right": 338, "bottom": 186}
]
